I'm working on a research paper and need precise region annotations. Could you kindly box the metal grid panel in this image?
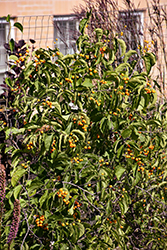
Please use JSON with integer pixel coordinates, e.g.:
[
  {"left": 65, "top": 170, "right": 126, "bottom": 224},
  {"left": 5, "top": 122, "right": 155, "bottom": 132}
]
[{"left": 15, "top": 15, "right": 54, "bottom": 48}]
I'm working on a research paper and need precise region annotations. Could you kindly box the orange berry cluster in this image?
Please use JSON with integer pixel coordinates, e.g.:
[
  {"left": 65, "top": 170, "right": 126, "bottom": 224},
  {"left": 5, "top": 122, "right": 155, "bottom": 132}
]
[
  {"left": 50, "top": 139, "right": 56, "bottom": 153},
  {"left": 71, "top": 155, "right": 83, "bottom": 164},
  {"left": 65, "top": 78, "right": 73, "bottom": 83},
  {"left": 149, "top": 145, "right": 154, "bottom": 150},
  {"left": 68, "top": 133, "right": 77, "bottom": 148},
  {"left": 100, "top": 79, "right": 107, "bottom": 84},
  {"left": 142, "top": 40, "right": 154, "bottom": 53},
  {"left": 100, "top": 46, "right": 106, "bottom": 57},
  {"left": 145, "top": 87, "right": 156, "bottom": 94},
  {"left": 0, "top": 121, "right": 6, "bottom": 127},
  {"left": 100, "top": 46, "right": 106, "bottom": 53},
  {"left": 11, "top": 87, "right": 19, "bottom": 92},
  {"left": 106, "top": 218, "right": 117, "bottom": 224},
  {"left": 15, "top": 53, "right": 28, "bottom": 64},
  {"left": 73, "top": 212, "right": 81, "bottom": 223},
  {"left": 125, "top": 148, "right": 145, "bottom": 167},
  {"left": 60, "top": 221, "right": 76, "bottom": 227},
  {"left": 99, "top": 158, "right": 109, "bottom": 167},
  {"left": 42, "top": 100, "right": 52, "bottom": 108},
  {"left": 73, "top": 212, "right": 78, "bottom": 220},
  {"left": 57, "top": 188, "right": 71, "bottom": 205},
  {"left": 73, "top": 116, "right": 88, "bottom": 132},
  {"left": 78, "top": 119, "right": 88, "bottom": 132},
  {"left": 89, "top": 96, "right": 101, "bottom": 106},
  {"left": 121, "top": 73, "right": 129, "bottom": 84},
  {"left": 34, "top": 54, "right": 45, "bottom": 66},
  {"left": 35, "top": 215, "right": 48, "bottom": 230},
  {"left": 73, "top": 200, "right": 82, "bottom": 210},
  {"left": 21, "top": 163, "right": 28, "bottom": 169},
  {"left": 26, "top": 141, "right": 33, "bottom": 150},
  {"left": 84, "top": 141, "right": 91, "bottom": 150},
  {"left": 114, "top": 87, "right": 131, "bottom": 96}
]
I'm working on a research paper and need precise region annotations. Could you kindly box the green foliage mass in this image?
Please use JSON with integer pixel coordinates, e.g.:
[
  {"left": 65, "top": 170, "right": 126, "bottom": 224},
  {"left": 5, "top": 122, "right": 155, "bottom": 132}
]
[{"left": 0, "top": 13, "right": 166, "bottom": 250}]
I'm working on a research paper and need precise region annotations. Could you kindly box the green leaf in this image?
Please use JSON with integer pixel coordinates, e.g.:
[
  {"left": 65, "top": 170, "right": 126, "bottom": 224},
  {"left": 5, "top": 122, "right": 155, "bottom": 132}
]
[
  {"left": 115, "top": 166, "right": 125, "bottom": 180},
  {"left": 44, "top": 70, "right": 51, "bottom": 86},
  {"left": 78, "top": 223, "right": 85, "bottom": 237},
  {"left": 79, "top": 11, "right": 91, "bottom": 35},
  {"left": 11, "top": 169, "right": 27, "bottom": 187},
  {"left": 14, "top": 22, "right": 23, "bottom": 32},
  {"left": 82, "top": 78, "right": 93, "bottom": 88},
  {"left": 60, "top": 244, "right": 69, "bottom": 250},
  {"left": 56, "top": 60, "right": 68, "bottom": 75},
  {"left": 117, "top": 144, "right": 124, "bottom": 158},
  {"left": 106, "top": 200, "right": 112, "bottom": 215},
  {"left": 62, "top": 114, "right": 70, "bottom": 121},
  {"left": 95, "top": 28, "right": 103, "bottom": 41},
  {"left": 143, "top": 52, "right": 156, "bottom": 75},
  {"left": 115, "top": 63, "right": 130, "bottom": 73},
  {"left": 52, "top": 102, "right": 61, "bottom": 114},
  {"left": 13, "top": 185, "right": 22, "bottom": 199},
  {"left": 6, "top": 128, "right": 25, "bottom": 139},
  {"left": 137, "top": 97, "right": 145, "bottom": 111},
  {"left": 124, "top": 50, "right": 137, "bottom": 63},
  {"left": 24, "top": 242, "right": 30, "bottom": 250},
  {"left": 100, "top": 117, "right": 108, "bottom": 133},
  {"left": 5, "top": 77, "right": 12, "bottom": 87},
  {"left": 9, "top": 38, "right": 15, "bottom": 52},
  {"left": 65, "top": 122, "right": 72, "bottom": 134},
  {"left": 71, "top": 129, "right": 85, "bottom": 141},
  {"left": 62, "top": 54, "right": 74, "bottom": 61},
  {"left": 132, "top": 171, "right": 141, "bottom": 187},
  {"left": 152, "top": 91, "right": 157, "bottom": 105},
  {"left": 39, "top": 190, "right": 48, "bottom": 208},
  {"left": 121, "top": 128, "right": 132, "bottom": 138},
  {"left": 28, "top": 180, "right": 43, "bottom": 196},
  {"left": 44, "top": 134, "right": 54, "bottom": 151},
  {"left": 117, "top": 38, "right": 126, "bottom": 57},
  {"left": 9, "top": 55, "right": 18, "bottom": 61},
  {"left": 6, "top": 14, "right": 10, "bottom": 22}
]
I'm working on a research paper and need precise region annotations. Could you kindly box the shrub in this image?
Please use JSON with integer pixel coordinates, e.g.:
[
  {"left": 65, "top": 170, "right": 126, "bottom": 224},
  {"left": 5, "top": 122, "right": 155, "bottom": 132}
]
[{"left": 0, "top": 13, "right": 166, "bottom": 250}]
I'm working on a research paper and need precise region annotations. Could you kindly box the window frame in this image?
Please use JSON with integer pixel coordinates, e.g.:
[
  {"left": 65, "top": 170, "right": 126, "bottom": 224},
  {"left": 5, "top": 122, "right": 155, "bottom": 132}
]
[
  {"left": 53, "top": 15, "right": 79, "bottom": 55},
  {"left": 0, "top": 18, "right": 15, "bottom": 94},
  {"left": 0, "top": 18, "right": 15, "bottom": 74},
  {"left": 118, "top": 10, "right": 144, "bottom": 49}
]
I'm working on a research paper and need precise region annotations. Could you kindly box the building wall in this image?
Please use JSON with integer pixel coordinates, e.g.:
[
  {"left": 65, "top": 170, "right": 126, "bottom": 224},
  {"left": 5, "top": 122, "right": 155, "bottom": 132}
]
[{"left": 0, "top": 0, "right": 84, "bottom": 17}]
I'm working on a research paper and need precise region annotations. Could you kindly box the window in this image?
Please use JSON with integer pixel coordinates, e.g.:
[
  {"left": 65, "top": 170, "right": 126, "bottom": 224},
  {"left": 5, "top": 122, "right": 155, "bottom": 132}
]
[
  {"left": 54, "top": 15, "right": 79, "bottom": 55},
  {"left": 0, "top": 18, "right": 14, "bottom": 93},
  {"left": 118, "top": 10, "right": 144, "bottom": 51},
  {"left": 0, "top": 20, "right": 8, "bottom": 87}
]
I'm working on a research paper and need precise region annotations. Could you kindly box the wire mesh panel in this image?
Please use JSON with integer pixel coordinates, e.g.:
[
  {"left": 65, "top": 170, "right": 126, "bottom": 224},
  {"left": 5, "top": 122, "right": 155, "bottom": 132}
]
[{"left": 15, "top": 15, "right": 54, "bottom": 49}]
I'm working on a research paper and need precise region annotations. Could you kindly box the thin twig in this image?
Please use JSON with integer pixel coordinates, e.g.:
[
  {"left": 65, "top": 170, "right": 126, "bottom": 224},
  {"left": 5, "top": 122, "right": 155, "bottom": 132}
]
[{"left": 20, "top": 210, "right": 30, "bottom": 250}]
